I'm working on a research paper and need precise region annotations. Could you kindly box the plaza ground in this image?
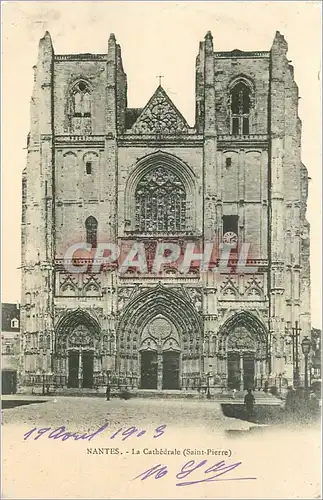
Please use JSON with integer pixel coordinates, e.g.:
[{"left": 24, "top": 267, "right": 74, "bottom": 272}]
[{"left": 1, "top": 395, "right": 262, "bottom": 430}]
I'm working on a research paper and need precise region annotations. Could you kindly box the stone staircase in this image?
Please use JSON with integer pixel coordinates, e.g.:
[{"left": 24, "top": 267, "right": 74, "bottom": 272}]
[
  {"left": 45, "top": 387, "right": 282, "bottom": 404},
  {"left": 22, "top": 385, "right": 282, "bottom": 404}
]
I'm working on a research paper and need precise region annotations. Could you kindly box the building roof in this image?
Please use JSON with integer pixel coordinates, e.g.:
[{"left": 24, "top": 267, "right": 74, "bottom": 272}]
[{"left": 1, "top": 303, "right": 20, "bottom": 332}]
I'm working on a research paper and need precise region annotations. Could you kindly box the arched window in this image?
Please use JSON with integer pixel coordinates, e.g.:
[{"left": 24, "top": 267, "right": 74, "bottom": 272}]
[
  {"left": 70, "top": 80, "right": 92, "bottom": 135},
  {"left": 135, "top": 166, "right": 186, "bottom": 233},
  {"left": 85, "top": 216, "right": 98, "bottom": 247},
  {"left": 230, "top": 82, "right": 251, "bottom": 135},
  {"left": 83, "top": 152, "right": 98, "bottom": 176},
  {"left": 11, "top": 318, "right": 19, "bottom": 329},
  {"left": 72, "top": 81, "right": 91, "bottom": 117}
]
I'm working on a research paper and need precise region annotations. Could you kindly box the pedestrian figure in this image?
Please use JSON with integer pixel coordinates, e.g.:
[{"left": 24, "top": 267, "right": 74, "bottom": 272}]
[
  {"left": 106, "top": 383, "right": 111, "bottom": 401},
  {"left": 231, "top": 388, "right": 236, "bottom": 399},
  {"left": 244, "top": 388, "right": 255, "bottom": 416},
  {"left": 285, "top": 386, "right": 296, "bottom": 414}
]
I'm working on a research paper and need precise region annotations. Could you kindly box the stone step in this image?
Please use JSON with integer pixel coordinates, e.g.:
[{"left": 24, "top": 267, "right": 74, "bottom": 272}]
[{"left": 31, "top": 387, "right": 281, "bottom": 403}]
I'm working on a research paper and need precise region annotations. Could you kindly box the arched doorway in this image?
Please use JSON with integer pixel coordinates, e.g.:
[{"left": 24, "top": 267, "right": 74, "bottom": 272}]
[
  {"left": 67, "top": 325, "right": 94, "bottom": 388},
  {"left": 55, "top": 309, "right": 101, "bottom": 389},
  {"left": 218, "top": 311, "right": 268, "bottom": 390},
  {"left": 116, "top": 284, "right": 202, "bottom": 391},
  {"left": 227, "top": 327, "right": 258, "bottom": 390},
  {"left": 139, "top": 316, "right": 181, "bottom": 390}
]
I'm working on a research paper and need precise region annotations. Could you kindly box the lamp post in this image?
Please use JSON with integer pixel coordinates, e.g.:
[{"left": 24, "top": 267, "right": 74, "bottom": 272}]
[
  {"left": 285, "top": 321, "right": 301, "bottom": 387},
  {"left": 301, "top": 336, "right": 312, "bottom": 390}
]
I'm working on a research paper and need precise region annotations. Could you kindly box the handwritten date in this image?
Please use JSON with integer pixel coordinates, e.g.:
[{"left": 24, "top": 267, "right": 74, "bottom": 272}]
[{"left": 23, "top": 423, "right": 166, "bottom": 443}]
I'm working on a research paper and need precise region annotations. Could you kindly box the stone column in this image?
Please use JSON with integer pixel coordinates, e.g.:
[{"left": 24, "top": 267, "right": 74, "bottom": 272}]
[
  {"left": 239, "top": 353, "right": 244, "bottom": 391},
  {"left": 223, "top": 356, "right": 228, "bottom": 388},
  {"left": 65, "top": 355, "right": 68, "bottom": 387},
  {"left": 256, "top": 359, "right": 261, "bottom": 388},
  {"left": 157, "top": 352, "right": 163, "bottom": 390},
  {"left": 78, "top": 349, "right": 82, "bottom": 388}
]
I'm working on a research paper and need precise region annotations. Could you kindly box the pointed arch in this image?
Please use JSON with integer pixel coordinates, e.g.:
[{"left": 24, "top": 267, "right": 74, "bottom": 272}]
[
  {"left": 124, "top": 151, "right": 197, "bottom": 233},
  {"left": 228, "top": 76, "right": 255, "bottom": 135},
  {"left": 69, "top": 79, "right": 93, "bottom": 134},
  {"left": 117, "top": 283, "right": 202, "bottom": 341},
  {"left": 83, "top": 151, "right": 98, "bottom": 175},
  {"left": 70, "top": 79, "right": 92, "bottom": 117},
  {"left": 61, "top": 282, "right": 77, "bottom": 296},
  {"left": 55, "top": 308, "right": 101, "bottom": 337},
  {"left": 139, "top": 315, "right": 181, "bottom": 352},
  {"left": 83, "top": 279, "right": 101, "bottom": 297},
  {"left": 85, "top": 216, "right": 98, "bottom": 248},
  {"left": 218, "top": 310, "right": 268, "bottom": 345}
]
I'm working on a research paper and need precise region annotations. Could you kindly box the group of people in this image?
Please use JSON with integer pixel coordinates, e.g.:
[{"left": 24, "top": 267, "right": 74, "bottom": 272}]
[{"left": 285, "top": 385, "right": 320, "bottom": 416}]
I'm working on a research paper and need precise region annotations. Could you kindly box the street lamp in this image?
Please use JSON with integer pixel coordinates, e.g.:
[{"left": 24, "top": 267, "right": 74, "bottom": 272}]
[
  {"left": 285, "top": 321, "right": 301, "bottom": 387},
  {"left": 301, "top": 336, "right": 312, "bottom": 390}
]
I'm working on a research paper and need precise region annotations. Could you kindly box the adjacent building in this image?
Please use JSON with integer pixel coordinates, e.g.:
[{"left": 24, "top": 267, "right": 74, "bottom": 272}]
[{"left": 1, "top": 303, "right": 20, "bottom": 394}]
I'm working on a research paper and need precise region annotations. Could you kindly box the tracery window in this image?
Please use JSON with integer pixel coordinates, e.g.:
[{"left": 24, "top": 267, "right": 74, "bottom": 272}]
[
  {"left": 72, "top": 81, "right": 91, "bottom": 117},
  {"left": 70, "top": 80, "right": 92, "bottom": 134},
  {"left": 85, "top": 216, "right": 98, "bottom": 247},
  {"left": 135, "top": 167, "right": 186, "bottom": 233},
  {"left": 230, "top": 82, "right": 251, "bottom": 135},
  {"left": 11, "top": 318, "right": 19, "bottom": 329}
]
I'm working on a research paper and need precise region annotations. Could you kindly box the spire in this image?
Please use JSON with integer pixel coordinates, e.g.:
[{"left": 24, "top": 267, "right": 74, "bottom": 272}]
[
  {"left": 108, "top": 32, "right": 117, "bottom": 55},
  {"left": 204, "top": 30, "right": 214, "bottom": 54},
  {"left": 205, "top": 31, "right": 213, "bottom": 40},
  {"left": 43, "top": 31, "right": 52, "bottom": 42},
  {"left": 271, "top": 30, "right": 288, "bottom": 55},
  {"left": 39, "top": 30, "right": 53, "bottom": 52}
]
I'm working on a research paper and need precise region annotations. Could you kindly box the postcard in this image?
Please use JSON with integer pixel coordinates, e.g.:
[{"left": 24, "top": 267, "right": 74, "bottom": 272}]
[{"left": 1, "top": 1, "right": 322, "bottom": 499}]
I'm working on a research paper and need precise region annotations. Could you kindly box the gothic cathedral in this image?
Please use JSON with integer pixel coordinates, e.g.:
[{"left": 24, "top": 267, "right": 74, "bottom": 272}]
[{"left": 20, "top": 31, "right": 311, "bottom": 394}]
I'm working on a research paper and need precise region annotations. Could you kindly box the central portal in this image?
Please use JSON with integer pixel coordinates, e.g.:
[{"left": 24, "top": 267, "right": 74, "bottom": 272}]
[
  {"left": 243, "top": 353, "right": 255, "bottom": 390},
  {"left": 162, "top": 351, "right": 180, "bottom": 389},
  {"left": 227, "top": 352, "right": 256, "bottom": 390},
  {"left": 140, "top": 351, "right": 158, "bottom": 389},
  {"left": 82, "top": 351, "right": 94, "bottom": 388},
  {"left": 139, "top": 316, "right": 181, "bottom": 390},
  {"left": 68, "top": 352, "right": 79, "bottom": 388},
  {"left": 227, "top": 353, "right": 240, "bottom": 390}
]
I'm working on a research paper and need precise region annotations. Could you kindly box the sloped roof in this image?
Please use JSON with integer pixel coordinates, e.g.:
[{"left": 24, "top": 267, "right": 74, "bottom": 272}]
[
  {"left": 126, "top": 108, "right": 143, "bottom": 129},
  {"left": 1, "top": 303, "right": 20, "bottom": 332},
  {"left": 130, "top": 86, "right": 189, "bottom": 134}
]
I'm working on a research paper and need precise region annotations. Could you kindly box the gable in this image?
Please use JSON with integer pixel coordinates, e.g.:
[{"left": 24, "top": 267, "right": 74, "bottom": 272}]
[
  {"left": 1, "top": 303, "right": 20, "bottom": 332},
  {"left": 130, "top": 86, "right": 189, "bottom": 134}
]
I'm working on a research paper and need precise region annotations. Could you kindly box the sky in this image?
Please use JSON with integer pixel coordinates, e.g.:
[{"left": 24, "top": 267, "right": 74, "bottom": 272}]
[{"left": 1, "top": 1, "right": 322, "bottom": 327}]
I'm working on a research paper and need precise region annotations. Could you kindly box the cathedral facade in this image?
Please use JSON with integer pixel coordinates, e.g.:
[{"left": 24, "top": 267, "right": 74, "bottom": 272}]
[{"left": 19, "top": 30, "right": 311, "bottom": 394}]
